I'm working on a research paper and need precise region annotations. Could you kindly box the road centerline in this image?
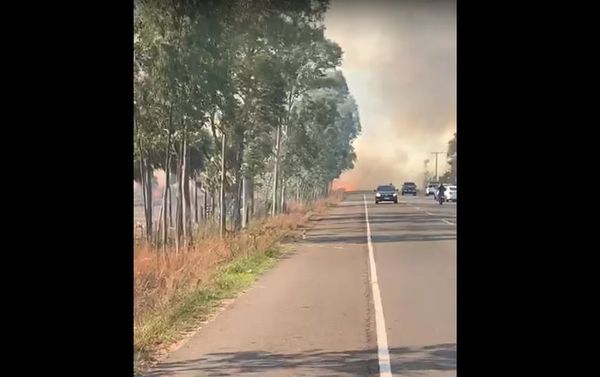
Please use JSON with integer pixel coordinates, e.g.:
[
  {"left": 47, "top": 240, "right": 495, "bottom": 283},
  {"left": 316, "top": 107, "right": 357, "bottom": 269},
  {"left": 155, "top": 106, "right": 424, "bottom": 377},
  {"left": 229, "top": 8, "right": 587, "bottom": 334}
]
[{"left": 363, "top": 194, "right": 393, "bottom": 377}]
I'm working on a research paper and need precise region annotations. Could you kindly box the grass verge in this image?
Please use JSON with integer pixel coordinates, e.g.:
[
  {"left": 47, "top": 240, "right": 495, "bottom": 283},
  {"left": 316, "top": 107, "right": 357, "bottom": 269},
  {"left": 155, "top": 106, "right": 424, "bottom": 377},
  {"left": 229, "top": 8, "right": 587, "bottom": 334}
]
[
  {"left": 134, "top": 191, "right": 344, "bottom": 375},
  {"left": 134, "top": 246, "right": 282, "bottom": 374}
]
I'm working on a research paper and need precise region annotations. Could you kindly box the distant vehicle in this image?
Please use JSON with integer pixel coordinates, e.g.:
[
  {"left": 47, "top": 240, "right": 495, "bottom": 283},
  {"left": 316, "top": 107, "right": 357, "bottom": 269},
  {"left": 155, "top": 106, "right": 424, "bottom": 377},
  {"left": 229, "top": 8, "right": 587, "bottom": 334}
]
[
  {"left": 425, "top": 182, "right": 439, "bottom": 196},
  {"left": 433, "top": 183, "right": 451, "bottom": 200},
  {"left": 401, "top": 182, "right": 417, "bottom": 196},
  {"left": 444, "top": 185, "right": 457, "bottom": 202},
  {"left": 374, "top": 184, "right": 398, "bottom": 204}
]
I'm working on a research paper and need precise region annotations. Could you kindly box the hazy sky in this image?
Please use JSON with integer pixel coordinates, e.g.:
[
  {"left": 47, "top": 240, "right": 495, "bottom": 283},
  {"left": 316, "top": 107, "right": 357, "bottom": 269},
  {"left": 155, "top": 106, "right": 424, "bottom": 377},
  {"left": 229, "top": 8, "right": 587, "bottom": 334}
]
[{"left": 325, "top": 0, "right": 456, "bottom": 190}]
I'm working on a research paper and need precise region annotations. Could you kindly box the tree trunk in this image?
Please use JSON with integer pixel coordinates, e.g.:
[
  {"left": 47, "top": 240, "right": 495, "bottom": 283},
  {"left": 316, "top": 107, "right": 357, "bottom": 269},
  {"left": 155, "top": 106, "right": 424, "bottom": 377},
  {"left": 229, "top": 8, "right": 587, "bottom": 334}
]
[
  {"left": 182, "top": 135, "right": 192, "bottom": 248},
  {"left": 219, "top": 132, "right": 226, "bottom": 239},
  {"left": 138, "top": 145, "right": 148, "bottom": 240},
  {"left": 194, "top": 178, "right": 199, "bottom": 224},
  {"left": 168, "top": 179, "right": 173, "bottom": 227},
  {"left": 156, "top": 202, "right": 163, "bottom": 246},
  {"left": 162, "top": 128, "right": 172, "bottom": 253},
  {"left": 233, "top": 168, "right": 242, "bottom": 231},
  {"left": 248, "top": 176, "right": 254, "bottom": 221},
  {"left": 241, "top": 175, "right": 248, "bottom": 229},
  {"left": 280, "top": 176, "right": 286, "bottom": 214},
  {"left": 271, "top": 124, "right": 281, "bottom": 216},
  {"left": 234, "top": 143, "right": 245, "bottom": 231},
  {"left": 145, "top": 165, "right": 153, "bottom": 241},
  {"left": 175, "top": 141, "right": 184, "bottom": 254},
  {"left": 203, "top": 187, "right": 207, "bottom": 220},
  {"left": 211, "top": 190, "right": 215, "bottom": 220},
  {"left": 138, "top": 154, "right": 146, "bottom": 212}
]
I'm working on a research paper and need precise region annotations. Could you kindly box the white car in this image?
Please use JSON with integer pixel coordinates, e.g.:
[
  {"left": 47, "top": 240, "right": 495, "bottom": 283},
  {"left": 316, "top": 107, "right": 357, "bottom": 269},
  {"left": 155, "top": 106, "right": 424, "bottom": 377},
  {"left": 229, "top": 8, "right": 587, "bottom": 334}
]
[
  {"left": 425, "top": 182, "right": 439, "bottom": 196},
  {"left": 432, "top": 184, "right": 452, "bottom": 200},
  {"left": 444, "top": 185, "right": 457, "bottom": 202}
]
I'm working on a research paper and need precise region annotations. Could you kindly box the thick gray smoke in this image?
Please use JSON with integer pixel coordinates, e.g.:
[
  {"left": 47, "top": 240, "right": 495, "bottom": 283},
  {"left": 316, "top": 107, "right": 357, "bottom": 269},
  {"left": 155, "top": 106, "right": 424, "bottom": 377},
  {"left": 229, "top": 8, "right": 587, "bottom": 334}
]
[{"left": 325, "top": 0, "right": 456, "bottom": 190}]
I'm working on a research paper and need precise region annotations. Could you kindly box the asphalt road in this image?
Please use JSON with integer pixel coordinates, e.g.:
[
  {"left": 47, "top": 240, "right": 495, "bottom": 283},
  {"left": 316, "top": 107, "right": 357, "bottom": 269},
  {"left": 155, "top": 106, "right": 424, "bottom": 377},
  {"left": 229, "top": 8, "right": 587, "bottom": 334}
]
[{"left": 147, "top": 191, "right": 456, "bottom": 377}]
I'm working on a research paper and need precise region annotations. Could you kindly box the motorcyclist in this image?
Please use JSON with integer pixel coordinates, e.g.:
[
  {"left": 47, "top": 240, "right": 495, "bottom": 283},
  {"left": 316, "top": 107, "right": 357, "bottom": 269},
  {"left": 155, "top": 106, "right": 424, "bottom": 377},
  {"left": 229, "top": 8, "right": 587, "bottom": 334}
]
[{"left": 437, "top": 183, "right": 446, "bottom": 201}]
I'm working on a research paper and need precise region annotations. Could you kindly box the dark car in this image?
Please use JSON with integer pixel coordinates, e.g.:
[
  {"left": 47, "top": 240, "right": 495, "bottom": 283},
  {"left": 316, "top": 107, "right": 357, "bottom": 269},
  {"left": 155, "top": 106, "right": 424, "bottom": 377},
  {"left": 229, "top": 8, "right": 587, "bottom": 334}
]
[
  {"left": 375, "top": 184, "right": 398, "bottom": 204},
  {"left": 401, "top": 182, "right": 417, "bottom": 196}
]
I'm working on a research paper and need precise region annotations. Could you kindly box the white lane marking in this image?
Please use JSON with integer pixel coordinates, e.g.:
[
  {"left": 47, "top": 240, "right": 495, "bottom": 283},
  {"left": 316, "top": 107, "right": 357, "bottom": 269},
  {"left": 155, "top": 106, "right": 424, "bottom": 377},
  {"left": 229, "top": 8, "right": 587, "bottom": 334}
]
[
  {"left": 426, "top": 211, "right": 434, "bottom": 216},
  {"left": 415, "top": 207, "right": 420, "bottom": 210},
  {"left": 363, "top": 195, "right": 393, "bottom": 377},
  {"left": 441, "top": 219, "right": 455, "bottom": 225}
]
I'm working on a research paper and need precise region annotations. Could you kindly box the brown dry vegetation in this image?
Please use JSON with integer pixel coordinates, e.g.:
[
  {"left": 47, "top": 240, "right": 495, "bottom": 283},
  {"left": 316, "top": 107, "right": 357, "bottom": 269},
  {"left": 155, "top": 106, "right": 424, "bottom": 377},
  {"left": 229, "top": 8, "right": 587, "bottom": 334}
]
[{"left": 134, "top": 191, "right": 344, "bottom": 372}]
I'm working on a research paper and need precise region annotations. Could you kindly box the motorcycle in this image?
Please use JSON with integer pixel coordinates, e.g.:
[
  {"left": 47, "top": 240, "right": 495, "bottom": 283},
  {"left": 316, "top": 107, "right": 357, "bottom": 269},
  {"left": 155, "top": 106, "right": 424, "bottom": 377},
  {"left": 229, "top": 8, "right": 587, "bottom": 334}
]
[{"left": 438, "top": 192, "right": 445, "bottom": 205}]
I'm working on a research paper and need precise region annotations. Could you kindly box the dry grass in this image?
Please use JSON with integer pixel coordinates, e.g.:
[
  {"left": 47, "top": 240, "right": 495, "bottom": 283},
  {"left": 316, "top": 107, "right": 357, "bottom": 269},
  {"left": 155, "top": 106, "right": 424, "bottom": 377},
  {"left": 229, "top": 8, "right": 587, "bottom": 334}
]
[{"left": 134, "top": 191, "right": 345, "bottom": 372}]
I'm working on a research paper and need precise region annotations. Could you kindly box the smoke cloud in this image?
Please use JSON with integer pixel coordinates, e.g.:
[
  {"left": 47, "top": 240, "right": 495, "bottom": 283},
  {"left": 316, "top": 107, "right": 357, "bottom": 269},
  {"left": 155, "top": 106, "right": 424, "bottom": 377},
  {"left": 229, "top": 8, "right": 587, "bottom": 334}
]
[{"left": 325, "top": 0, "right": 456, "bottom": 190}]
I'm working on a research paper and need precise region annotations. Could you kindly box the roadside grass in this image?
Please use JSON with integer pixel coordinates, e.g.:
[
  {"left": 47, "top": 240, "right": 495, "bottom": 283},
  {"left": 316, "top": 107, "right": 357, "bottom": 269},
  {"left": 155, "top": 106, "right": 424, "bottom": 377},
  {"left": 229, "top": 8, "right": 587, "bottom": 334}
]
[
  {"left": 134, "top": 245, "right": 281, "bottom": 372},
  {"left": 134, "top": 191, "right": 344, "bottom": 374}
]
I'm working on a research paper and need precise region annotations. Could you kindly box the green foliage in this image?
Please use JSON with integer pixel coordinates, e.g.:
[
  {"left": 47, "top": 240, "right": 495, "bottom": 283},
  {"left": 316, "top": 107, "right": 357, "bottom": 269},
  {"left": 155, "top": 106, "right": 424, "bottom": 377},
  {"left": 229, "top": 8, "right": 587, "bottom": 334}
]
[{"left": 134, "top": 0, "right": 360, "bottom": 200}]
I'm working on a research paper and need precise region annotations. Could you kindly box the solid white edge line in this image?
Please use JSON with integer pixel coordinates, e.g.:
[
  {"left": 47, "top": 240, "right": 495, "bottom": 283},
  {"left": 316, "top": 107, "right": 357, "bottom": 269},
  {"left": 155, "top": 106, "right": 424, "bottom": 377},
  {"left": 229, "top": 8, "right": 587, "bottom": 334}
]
[{"left": 363, "top": 194, "right": 393, "bottom": 377}]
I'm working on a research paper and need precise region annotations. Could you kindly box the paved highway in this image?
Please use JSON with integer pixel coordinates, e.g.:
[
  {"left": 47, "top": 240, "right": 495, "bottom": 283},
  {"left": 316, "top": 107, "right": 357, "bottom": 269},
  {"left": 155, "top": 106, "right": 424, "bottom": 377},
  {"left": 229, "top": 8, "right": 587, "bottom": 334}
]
[{"left": 147, "top": 191, "right": 456, "bottom": 376}]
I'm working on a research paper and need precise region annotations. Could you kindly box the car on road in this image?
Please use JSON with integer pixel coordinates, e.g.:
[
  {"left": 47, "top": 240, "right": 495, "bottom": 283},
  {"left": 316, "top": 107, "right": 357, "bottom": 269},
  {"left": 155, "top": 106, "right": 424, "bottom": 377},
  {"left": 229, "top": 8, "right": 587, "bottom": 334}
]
[
  {"left": 432, "top": 183, "right": 451, "bottom": 200},
  {"left": 401, "top": 182, "right": 417, "bottom": 196},
  {"left": 444, "top": 185, "right": 457, "bottom": 202},
  {"left": 425, "top": 182, "right": 439, "bottom": 196},
  {"left": 375, "top": 184, "right": 398, "bottom": 204}
]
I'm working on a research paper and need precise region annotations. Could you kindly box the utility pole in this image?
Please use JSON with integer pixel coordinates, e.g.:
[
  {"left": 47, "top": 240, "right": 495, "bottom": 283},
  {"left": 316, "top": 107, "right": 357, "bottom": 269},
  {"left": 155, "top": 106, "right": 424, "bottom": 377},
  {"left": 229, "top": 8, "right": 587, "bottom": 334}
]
[{"left": 431, "top": 152, "right": 445, "bottom": 181}]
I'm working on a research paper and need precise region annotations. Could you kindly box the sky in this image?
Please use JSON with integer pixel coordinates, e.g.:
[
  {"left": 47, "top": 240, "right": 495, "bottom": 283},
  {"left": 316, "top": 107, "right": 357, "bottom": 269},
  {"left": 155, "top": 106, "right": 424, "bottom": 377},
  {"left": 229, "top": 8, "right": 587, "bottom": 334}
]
[{"left": 324, "top": 0, "right": 456, "bottom": 190}]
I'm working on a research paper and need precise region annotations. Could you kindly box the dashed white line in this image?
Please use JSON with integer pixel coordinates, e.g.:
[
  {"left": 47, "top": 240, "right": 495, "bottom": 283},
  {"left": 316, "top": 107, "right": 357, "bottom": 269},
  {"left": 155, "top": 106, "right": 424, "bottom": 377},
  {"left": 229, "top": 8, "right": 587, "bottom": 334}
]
[{"left": 363, "top": 195, "right": 392, "bottom": 377}]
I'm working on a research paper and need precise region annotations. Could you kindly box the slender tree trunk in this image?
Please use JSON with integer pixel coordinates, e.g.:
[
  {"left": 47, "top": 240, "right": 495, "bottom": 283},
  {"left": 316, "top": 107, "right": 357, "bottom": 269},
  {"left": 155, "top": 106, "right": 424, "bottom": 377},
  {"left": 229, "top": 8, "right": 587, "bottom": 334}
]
[
  {"left": 138, "top": 144, "right": 148, "bottom": 239},
  {"left": 182, "top": 134, "right": 191, "bottom": 248},
  {"left": 234, "top": 176, "right": 241, "bottom": 230},
  {"left": 280, "top": 176, "right": 286, "bottom": 214},
  {"left": 168, "top": 179, "right": 173, "bottom": 227},
  {"left": 194, "top": 178, "right": 199, "bottom": 224},
  {"left": 138, "top": 154, "right": 146, "bottom": 215},
  {"left": 175, "top": 141, "right": 183, "bottom": 254},
  {"left": 162, "top": 128, "right": 172, "bottom": 253},
  {"left": 145, "top": 165, "right": 153, "bottom": 241},
  {"left": 241, "top": 175, "right": 248, "bottom": 229},
  {"left": 249, "top": 176, "right": 255, "bottom": 220},
  {"left": 271, "top": 124, "right": 281, "bottom": 216},
  {"left": 211, "top": 190, "right": 215, "bottom": 220},
  {"left": 203, "top": 187, "right": 207, "bottom": 220},
  {"left": 156, "top": 203, "right": 163, "bottom": 246},
  {"left": 233, "top": 157, "right": 242, "bottom": 230},
  {"left": 220, "top": 132, "right": 226, "bottom": 239},
  {"left": 136, "top": 119, "right": 149, "bottom": 241},
  {"left": 241, "top": 176, "right": 248, "bottom": 229}
]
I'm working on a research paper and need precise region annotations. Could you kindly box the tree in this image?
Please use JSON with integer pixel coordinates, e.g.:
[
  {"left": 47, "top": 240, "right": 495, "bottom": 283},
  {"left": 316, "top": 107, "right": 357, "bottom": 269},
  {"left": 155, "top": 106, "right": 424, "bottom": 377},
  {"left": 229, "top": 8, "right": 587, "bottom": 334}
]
[{"left": 133, "top": 0, "right": 361, "bottom": 247}]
